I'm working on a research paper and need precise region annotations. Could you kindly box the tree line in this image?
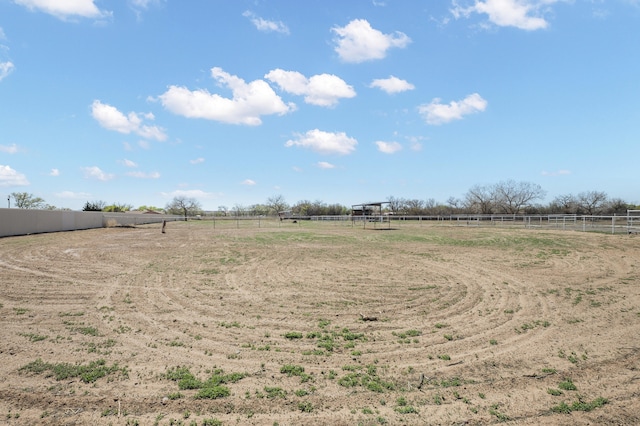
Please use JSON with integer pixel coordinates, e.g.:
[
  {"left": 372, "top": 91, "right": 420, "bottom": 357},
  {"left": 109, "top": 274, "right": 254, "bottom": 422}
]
[{"left": 6, "top": 181, "right": 639, "bottom": 218}]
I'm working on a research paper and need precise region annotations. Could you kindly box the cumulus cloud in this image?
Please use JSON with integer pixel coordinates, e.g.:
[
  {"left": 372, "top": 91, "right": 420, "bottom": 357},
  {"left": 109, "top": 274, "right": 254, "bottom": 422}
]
[
  {"left": 49, "top": 168, "right": 60, "bottom": 176},
  {"left": 91, "top": 100, "right": 167, "bottom": 141},
  {"left": 285, "top": 129, "right": 358, "bottom": 155},
  {"left": 317, "top": 161, "right": 336, "bottom": 169},
  {"left": 0, "top": 61, "right": 15, "bottom": 81},
  {"left": 451, "top": 0, "right": 556, "bottom": 30},
  {"left": 243, "top": 11, "right": 289, "bottom": 34},
  {"left": 82, "top": 166, "right": 114, "bottom": 181},
  {"left": 265, "top": 69, "right": 356, "bottom": 107},
  {"left": 0, "top": 143, "right": 18, "bottom": 153},
  {"left": 15, "top": 0, "right": 111, "bottom": 20},
  {"left": 159, "top": 67, "right": 295, "bottom": 126},
  {"left": 0, "top": 164, "right": 29, "bottom": 186},
  {"left": 55, "top": 190, "right": 91, "bottom": 199},
  {"left": 418, "top": 93, "right": 487, "bottom": 125},
  {"left": 541, "top": 169, "right": 571, "bottom": 176},
  {"left": 370, "top": 76, "right": 415, "bottom": 94},
  {"left": 126, "top": 171, "right": 160, "bottom": 179},
  {"left": 161, "top": 189, "right": 217, "bottom": 199},
  {"left": 332, "top": 19, "right": 411, "bottom": 63},
  {"left": 375, "top": 141, "right": 403, "bottom": 154},
  {"left": 241, "top": 179, "right": 256, "bottom": 186}
]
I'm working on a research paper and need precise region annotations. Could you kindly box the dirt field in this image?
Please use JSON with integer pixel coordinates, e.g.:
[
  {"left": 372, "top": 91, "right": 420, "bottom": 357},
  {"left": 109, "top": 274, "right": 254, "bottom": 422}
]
[{"left": 1, "top": 220, "right": 639, "bottom": 425}]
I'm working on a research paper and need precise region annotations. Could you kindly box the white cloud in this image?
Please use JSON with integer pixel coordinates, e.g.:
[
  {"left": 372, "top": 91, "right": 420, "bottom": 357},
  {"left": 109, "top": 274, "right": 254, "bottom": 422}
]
[
  {"left": 190, "top": 157, "right": 205, "bottom": 164},
  {"left": 451, "top": 0, "right": 555, "bottom": 31},
  {"left": 91, "top": 100, "right": 167, "bottom": 141},
  {"left": 49, "top": 168, "right": 60, "bottom": 176},
  {"left": 121, "top": 159, "right": 137, "bottom": 167},
  {"left": 375, "top": 141, "right": 403, "bottom": 154},
  {"left": 129, "top": 0, "right": 161, "bottom": 9},
  {"left": 541, "top": 169, "right": 571, "bottom": 176},
  {"left": 82, "top": 166, "right": 114, "bottom": 181},
  {"left": 14, "top": 0, "right": 111, "bottom": 20},
  {"left": 0, "top": 143, "right": 18, "bottom": 153},
  {"left": 265, "top": 69, "right": 356, "bottom": 107},
  {"left": 292, "top": 166, "right": 303, "bottom": 172},
  {"left": 0, "top": 61, "right": 15, "bottom": 81},
  {"left": 126, "top": 171, "right": 160, "bottom": 179},
  {"left": 317, "top": 161, "right": 336, "bottom": 169},
  {"left": 241, "top": 179, "right": 256, "bottom": 186},
  {"left": 159, "top": 67, "right": 295, "bottom": 126},
  {"left": 418, "top": 93, "right": 488, "bottom": 125},
  {"left": 55, "top": 190, "right": 91, "bottom": 199},
  {"left": 161, "top": 189, "right": 217, "bottom": 199},
  {"left": 332, "top": 19, "right": 411, "bottom": 63},
  {"left": 0, "top": 164, "right": 29, "bottom": 186},
  {"left": 285, "top": 129, "right": 358, "bottom": 155},
  {"left": 369, "top": 76, "right": 415, "bottom": 94},
  {"left": 243, "top": 11, "right": 289, "bottom": 34}
]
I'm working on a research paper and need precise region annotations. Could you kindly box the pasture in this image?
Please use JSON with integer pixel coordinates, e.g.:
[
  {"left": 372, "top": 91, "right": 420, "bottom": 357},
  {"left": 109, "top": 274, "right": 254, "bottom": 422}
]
[{"left": 0, "top": 220, "right": 639, "bottom": 425}]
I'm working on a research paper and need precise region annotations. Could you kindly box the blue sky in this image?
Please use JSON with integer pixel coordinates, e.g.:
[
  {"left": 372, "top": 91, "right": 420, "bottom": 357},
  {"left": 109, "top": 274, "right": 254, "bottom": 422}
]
[{"left": 1, "top": 0, "right": 639, "bottom": 211}]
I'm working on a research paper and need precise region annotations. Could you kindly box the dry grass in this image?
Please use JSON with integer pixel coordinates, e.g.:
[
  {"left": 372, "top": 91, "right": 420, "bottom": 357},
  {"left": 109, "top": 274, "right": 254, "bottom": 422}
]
[{"left": 0, "top": 220, "right": 638, "bottom": 425}]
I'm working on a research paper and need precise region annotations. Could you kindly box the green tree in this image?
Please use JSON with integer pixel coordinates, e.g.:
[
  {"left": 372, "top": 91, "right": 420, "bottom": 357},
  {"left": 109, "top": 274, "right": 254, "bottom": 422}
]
[
  {"left": 83, "top": 200, "right": 106, "bottom": 211},
  {"left": 165, "top": 196, "right": 202, "bottom": 219},
  {"left": 266, "top": 195, "right": 289, "bottom": 216},
  {"left": 103, "top": 203, "right": 133, "bottom": 212},
  {"left": 10, "top": 192, "right": 46, "bottom": 209}
]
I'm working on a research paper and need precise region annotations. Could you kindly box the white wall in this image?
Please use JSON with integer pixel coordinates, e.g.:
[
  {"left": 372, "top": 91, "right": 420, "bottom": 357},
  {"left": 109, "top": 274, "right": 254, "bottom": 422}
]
[{"left": 0, "top": 209, "right": 180, "bottom": 238}]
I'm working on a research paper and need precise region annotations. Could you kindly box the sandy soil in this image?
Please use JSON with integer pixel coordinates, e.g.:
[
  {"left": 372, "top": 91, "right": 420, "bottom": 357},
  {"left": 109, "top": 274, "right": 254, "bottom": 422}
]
[{"left": 0, "top": 220, "right": 639, "bottom": 425}]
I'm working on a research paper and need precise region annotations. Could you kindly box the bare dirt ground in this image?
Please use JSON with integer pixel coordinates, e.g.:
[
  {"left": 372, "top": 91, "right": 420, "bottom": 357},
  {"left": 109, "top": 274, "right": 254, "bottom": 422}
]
[{"left": 0, "top": 220, "right": 639, "bottom": 425}]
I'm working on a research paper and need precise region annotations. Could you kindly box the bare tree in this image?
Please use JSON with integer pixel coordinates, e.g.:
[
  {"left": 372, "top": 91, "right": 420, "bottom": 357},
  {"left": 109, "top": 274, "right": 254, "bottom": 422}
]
[
  {"left": 492, "top": 180, "right": 546, "bottom": 214},
  {"left": 386, "top": 196, "right": 404, "bottom": 215},
  {"left": 551, "top": 194, "right": 577, "bottom": 214},
  {"left": 232, "top": 204, "right": 246, "bottom": 217},
  {"left": 404, "top": 199, "right": 424, "bottom": 215},
  {"left": 165, "top": 196, "right": 202, "bottom": 220},
  {"left": 10, "top": 192, "right": 45, "bottom": 209},
  {"left": 217, "top": 205, "right": 229, "bottom": 216},
  {"left": 464, "top": 185, "right": 494, "bottom": 214},
  {"left": 266, "top": 195, "right": 289, "bottom": 216},
  {"left": 577, "top": 191, "right": 608, "bottom": 215}
]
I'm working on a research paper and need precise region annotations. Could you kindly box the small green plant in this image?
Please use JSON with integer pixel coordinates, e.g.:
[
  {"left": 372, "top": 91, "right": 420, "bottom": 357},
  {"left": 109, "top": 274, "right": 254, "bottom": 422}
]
[
  {"left": 547, "top": 388, "right": 563, "bottom": 396},
  {"left": 318, "top": 319, "right": 331, "bottom": 328},
  {"left": 558, "top": 378, "right": 577, "bottom": 391},
  {"left": 200, "top": 419, "right": 223, "bottom": 426},
  {"left": 194, "top": 385, "right": 230, "bottom": 399},
  {"left": 438, "top": 354, "right": 451, "bottom": 361},
  {"left": 281, "top": 364, "right": 305, "bottom": 377},
  {"left": 443, "top": 334, "right": 453, "bottom": 341},
  {"left": 551, "top": 397, "right": 608, "bottom": 413},
  {"left": 295, "top": 388, "right": 311, "bottom": 397},
  {"left": 298, "top": 401, "right": 313, "bottom": 412},
  {"left": 14, "top": 307, "right": 28, "bottom": 315},
  {"left": 19, "top": 358, "right": 126, "bottom": 383},
  {"left": 75, "top": 326, "right": 99, "bottom": 336},
  {"left": 19, "top": 333, "right": 48, "bottom": 342},
  {"left": 264, "top": 386, "right": 287, "bottom": 399},
  {"left": 284, "top": 331, "right": 303, "bottom": 339},
  {"left": 489, "top": 405, "right": 509, "bottom": 421},
  {"left": 489, "top": 339, "right": 498, "bottom": 345}
]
